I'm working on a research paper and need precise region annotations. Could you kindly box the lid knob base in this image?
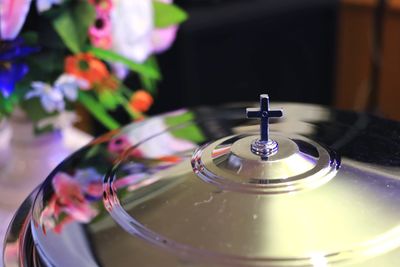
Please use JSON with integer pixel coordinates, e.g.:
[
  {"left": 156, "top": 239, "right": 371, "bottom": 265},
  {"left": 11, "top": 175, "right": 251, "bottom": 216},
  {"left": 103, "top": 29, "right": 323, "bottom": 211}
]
[{"left": 250, "top": 138, "right": 279, "bottom": 159}]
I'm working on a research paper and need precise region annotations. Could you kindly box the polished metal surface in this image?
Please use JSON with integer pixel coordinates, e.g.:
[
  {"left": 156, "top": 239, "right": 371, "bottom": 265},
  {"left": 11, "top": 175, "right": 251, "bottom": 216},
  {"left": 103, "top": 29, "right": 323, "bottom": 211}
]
[
  {"left": 3, "top": 103, "right": 400, "bottom": 267},
  {"left": 246, "top": 94, "right": 283, "bottom": 158},
  {"left": 192, "top": 133, "right": 339, "bottom": 194},
  {"left": 249, "top": 138, "right": 279, "bottom": 158}
]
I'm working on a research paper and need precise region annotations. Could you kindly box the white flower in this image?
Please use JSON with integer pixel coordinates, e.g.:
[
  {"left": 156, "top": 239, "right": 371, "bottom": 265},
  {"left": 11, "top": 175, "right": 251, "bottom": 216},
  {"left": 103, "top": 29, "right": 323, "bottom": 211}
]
[
  {"left": 36, "top": 0, "right": 63, "bottom": 13},
  {"left": 110, "top": 0, "right": 154, "bottom": 63},
  {"left": 37, "top": 111, "right": 79, "bottom": 130},
  {"left": 26, "top": 74, "right": 86, "bottom": 113},
  {"left": 54, "top": 74, "right": 88, "bottom": 101},
  {"left": 26, "top": 81, "right": 65, "bottom": 113}
]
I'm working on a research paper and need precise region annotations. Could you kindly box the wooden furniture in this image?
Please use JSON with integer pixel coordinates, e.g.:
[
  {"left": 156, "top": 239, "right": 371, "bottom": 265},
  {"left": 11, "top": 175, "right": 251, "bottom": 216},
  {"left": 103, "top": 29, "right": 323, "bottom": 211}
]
[
  {"left": 377, "top": 0, "right": 400, "bottom": 120},
  {"left": 336, "top": 0, "right": 400, "bottom": 120},
  {"left": 335, "top": 0, "right": 377, "bottom": 112}
]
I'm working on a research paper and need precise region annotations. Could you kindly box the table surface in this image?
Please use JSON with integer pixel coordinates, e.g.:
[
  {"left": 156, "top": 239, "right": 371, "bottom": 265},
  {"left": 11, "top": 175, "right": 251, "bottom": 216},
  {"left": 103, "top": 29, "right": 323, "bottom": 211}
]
[{"left": 0, "top": 127, "right": 92, "bottom": 267}]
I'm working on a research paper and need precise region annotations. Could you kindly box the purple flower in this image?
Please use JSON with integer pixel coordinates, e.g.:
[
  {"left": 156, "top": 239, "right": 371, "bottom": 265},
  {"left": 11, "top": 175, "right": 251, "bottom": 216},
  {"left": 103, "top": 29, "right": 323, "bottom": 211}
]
[
  {"left": 0, "top": 62, "right": 28, "bottom": 97},
  {"left": 0, "top": 39, "right": 38, "bottom": 61},
  {"left": 0, "top": 39, "right": 38, "bottom": 97}
]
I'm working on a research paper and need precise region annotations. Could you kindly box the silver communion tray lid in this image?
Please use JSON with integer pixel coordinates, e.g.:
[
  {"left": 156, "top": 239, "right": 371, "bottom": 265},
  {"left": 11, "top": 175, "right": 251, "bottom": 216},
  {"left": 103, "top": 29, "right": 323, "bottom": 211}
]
[{"left": 3, "top": 97, "right": 400, "bottom": 267}]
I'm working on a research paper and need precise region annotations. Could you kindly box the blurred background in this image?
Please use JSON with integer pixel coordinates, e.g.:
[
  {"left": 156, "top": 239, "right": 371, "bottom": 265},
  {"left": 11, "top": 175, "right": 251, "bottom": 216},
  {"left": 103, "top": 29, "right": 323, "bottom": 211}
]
[
  {"left": 154, "top": 0, "right": 337, "bottom": 111},
  {"left": 149, "top": 0, "right": 399, "bottom": 122}
]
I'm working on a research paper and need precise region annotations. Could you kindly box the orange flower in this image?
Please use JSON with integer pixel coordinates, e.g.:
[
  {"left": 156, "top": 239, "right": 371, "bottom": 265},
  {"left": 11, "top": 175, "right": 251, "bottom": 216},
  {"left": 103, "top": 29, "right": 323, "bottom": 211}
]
[
  {"left": 65, "top": 53, "right": 109, "bottom": 88},
  {"left": 129, "top": 90, "right": 153, "bottom": 112}
]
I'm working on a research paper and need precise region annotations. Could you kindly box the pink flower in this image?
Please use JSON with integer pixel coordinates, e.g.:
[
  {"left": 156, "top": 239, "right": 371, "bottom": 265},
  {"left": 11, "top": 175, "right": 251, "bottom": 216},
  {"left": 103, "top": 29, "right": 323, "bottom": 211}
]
[
  {"left": 89, "top": 12, "right": 112, "bottom": 49},
  {"left": 40, "top": 172, "right": 98, "bottom": 233},
  {"left": 0, "top": 0, "right": 32, "bottom": 40},
  {"left": 40, "top": 196, "right": 58, "bottom": 230},
  {"left": 90, "top": 34, "right": 112, "bottom": 50},
  {"left": 52, "top": 173, "right": 98, "bottom": 222},
  {"left": 4, "top": 241, "right": 19, "bottom": 265},
  {"left": 108, "top": 135, "right": 142, "bottom": 157},
  {"left": 108, "top": 135, "right": 131, "bottom": 154},
  {"left": 152, "top": 26, "right": 178, "bottom": 53},
  {"left": 89, "top": 13, "right": 111, "bottom": 38},
  {"left": 86, "top": 182, "right": 103, "bottom": 198}
]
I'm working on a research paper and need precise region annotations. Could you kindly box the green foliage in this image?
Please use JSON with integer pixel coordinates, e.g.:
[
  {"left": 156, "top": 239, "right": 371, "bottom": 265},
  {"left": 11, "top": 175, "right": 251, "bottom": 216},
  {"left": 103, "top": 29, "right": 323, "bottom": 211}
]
[
  {"left": 1, "top": 0, "right": 189, "bottom": 133},
  {"left": 139, "top": 56, "right": 161, "bottom": 94},
  {"left": 21, "top": 98, "right": 57, "bottom": 122},
  {"left": 0, "top": 94, "right": 18, "bottom": 118},
  {"left": 52, "top": 1, "right": 96, "bottom": 53},
  {"left": 98, "top": 90, "right": 119, "bottom": 110},
  {"left": 21, "top": 31, "right": 39, "bottom": 45},
  {"left": 165, "top": 112, "right": 206, "bottom": 143},
  {"left": 89, "top": 47, "right": 161, "bottom": 79},
  {"left": 78, "top": 91, "right": 120, "bottom": 130},
  {"left": 153, "top": 1, "right": 188, "bottom": 28},
  {"left": 26, "top": 51, "right": 64, "bottom": 81}
]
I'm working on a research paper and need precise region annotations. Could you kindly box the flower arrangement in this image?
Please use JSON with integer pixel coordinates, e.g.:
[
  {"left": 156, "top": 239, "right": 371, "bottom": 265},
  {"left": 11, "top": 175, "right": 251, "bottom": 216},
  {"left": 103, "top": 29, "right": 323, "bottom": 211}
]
[{"left": 0, "top": 0, "right": 187, "bottom": 132}]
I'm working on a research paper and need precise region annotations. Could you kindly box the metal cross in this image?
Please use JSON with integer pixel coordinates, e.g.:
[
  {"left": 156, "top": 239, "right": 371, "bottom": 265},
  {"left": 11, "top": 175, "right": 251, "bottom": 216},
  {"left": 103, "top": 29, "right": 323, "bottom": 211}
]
[{"left": 246, "top": 94, "right": 283, "bottom": 142}]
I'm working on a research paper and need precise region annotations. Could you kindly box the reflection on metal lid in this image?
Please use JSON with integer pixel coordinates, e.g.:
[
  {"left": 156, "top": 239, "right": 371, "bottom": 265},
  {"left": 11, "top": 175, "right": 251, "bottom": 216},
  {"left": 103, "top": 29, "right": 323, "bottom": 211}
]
[
  {"left": 192, "top": 133, "right": 339, "bottom": 194},
  {"left": 4, "top": 104, "right": 400, "bottom": 267}
]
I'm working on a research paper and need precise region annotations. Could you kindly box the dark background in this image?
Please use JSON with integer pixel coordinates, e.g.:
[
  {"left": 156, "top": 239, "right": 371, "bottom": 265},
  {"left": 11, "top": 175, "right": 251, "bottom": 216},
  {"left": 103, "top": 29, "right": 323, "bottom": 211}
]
[{"left": 151, "top": 0, "right": 339, "bottom": 114}]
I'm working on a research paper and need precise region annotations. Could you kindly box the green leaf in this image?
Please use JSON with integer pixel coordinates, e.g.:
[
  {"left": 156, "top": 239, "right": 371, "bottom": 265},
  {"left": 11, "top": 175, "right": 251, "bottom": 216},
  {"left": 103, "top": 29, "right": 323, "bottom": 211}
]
[
  {"left": 98, "top": 90, "right": 119, "bottom": 110},
  {"left": 78, "top": 91, "right": 120, "bottom": 130},
  {"left": 139, "top": 74, "right": 154, "bottom": 93},
  {"left": 52, "top": 1, "right": 95, "bottom": 53},
  {"left": 113, "top": 92, "right": 141, "bottom": 120},
  {"left": 89, "top": 47, "right": 161, "bottom": 79},
  {"left": 170, "top": 124, "right": 205, "bottom": 144},
  {"left": 74, "top": 1, "right": 96, "bottom": 42},
  {"left": 38, "top": 21, "right": 68, "bottom": 50},
  {"left": 21, "top": 98, "right": 56, "bottom": 122},
  {"left": 84, "top": 145, "right": 101, "bottom": 159},
  {"left": 165, "top": 112, "right": 206, "bottom": 143},
  {"left": 0, "top": 93, "right": 17, "bottom": 117},
  {"left": 164, "top": 111, "right": 195, "bottom": 127},
  {"left": 21, "top": 31, "right": 39, "bottom": 45},
  {"left": 139, "top": 56, "right": 160, "bottom": 93},
  {"left": 28, "top": 51, "right": 65, "bottom": 75},
  {"left": 153, "top": 1, "right": 188, "bottom": 28},
  {"left": 52, "top": 11, "right": 80, "bottom": 53}
]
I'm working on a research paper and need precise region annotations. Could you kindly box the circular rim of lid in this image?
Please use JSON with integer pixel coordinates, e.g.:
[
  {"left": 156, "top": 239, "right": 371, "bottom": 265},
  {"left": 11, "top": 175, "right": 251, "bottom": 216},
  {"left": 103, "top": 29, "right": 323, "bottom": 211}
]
[{"left": 191, "top": 132, "right": 340, "bottom": 194}]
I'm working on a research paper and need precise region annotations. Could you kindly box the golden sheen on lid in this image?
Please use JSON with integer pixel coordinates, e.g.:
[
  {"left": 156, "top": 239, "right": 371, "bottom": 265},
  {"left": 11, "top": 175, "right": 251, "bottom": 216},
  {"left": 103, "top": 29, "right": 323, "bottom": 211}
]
[{"left": 4, "top": 95, "right": 400, "bottom": 267}]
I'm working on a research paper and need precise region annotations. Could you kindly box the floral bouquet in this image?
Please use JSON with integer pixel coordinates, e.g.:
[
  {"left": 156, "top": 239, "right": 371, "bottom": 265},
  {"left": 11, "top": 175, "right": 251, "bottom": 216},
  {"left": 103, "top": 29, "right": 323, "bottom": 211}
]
[{"left": 0, "top": 0, "right": 187, "bottom": 133}]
